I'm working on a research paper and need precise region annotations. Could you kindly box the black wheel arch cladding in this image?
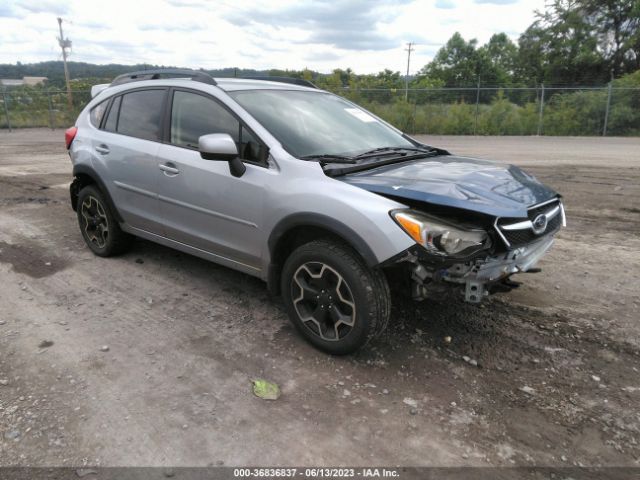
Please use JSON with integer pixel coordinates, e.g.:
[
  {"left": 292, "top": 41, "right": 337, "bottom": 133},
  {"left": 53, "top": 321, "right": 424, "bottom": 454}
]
[
  {"left": 269, "top": 213, "right": 378, "bottom": 266},
  {"left": 266, "top": 213, "right": 380, "bottom": 295},
  {"left": 70, "top": 164, "right": 124, "bottom": 223}
]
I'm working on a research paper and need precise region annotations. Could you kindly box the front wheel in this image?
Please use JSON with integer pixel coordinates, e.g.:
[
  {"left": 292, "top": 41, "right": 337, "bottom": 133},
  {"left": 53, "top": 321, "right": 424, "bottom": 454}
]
[{"left": 281, "top": 239, "right": 391, "bottom": 355}]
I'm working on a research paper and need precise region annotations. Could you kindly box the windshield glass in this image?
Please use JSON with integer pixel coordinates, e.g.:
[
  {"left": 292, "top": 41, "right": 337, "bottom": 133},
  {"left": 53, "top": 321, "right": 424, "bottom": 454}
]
[{"left": 228, "top": 90, "right": 414, "bottom": 158}]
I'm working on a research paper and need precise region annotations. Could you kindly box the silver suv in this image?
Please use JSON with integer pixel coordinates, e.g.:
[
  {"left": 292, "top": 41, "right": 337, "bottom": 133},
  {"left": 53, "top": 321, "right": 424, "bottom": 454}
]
[{"left": 66, "top": 69, "right": 565, "bottom": 354}]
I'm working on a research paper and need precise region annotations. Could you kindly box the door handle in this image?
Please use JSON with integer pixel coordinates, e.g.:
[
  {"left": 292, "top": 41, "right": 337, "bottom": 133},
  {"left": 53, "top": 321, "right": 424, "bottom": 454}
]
[
  {"left": 95, "top": 144, "right": 110, "bottom": 155},
  {"left": 159, "top": 163, "right": 180, "bottom": 175}
]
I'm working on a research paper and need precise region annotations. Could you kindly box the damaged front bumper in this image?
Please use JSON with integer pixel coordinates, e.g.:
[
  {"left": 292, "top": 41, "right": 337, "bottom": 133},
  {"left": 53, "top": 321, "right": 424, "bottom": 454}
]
[
  {"left": 389, "top": 235, "right": 556, "bottom": 303},
  {"left": 441, "top": 236, "right": 555, "bottom": 302}
]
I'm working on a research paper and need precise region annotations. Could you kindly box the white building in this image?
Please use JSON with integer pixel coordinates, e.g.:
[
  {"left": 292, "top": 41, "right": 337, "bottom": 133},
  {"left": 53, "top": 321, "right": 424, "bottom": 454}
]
[{"left": 0, "top": 76, "right": 48, "bottom": 87}]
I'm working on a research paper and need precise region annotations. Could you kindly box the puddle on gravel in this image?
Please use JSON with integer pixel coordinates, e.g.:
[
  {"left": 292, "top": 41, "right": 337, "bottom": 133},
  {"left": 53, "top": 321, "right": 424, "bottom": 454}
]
[{"left": 0, "top": 240, "right": 69, "bottom": 278}]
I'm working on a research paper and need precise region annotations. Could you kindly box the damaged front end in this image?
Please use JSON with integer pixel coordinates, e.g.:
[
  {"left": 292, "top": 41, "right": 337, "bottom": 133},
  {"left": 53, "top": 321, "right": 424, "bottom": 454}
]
[{"left": 383, "top": 198, "right": 565, "bottom": 303}]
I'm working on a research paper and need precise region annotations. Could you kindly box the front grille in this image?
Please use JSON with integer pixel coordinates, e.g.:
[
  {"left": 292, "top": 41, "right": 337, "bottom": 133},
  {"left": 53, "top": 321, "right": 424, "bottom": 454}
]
[
  {"left": 528, "top": 200, "right": 559, "bottom": 219},
  {"left": 497, "top": 199, "right": 563, "bottom": 248},
  {"left": 501, "top": 213, "right": 562, "bottom": 247}
]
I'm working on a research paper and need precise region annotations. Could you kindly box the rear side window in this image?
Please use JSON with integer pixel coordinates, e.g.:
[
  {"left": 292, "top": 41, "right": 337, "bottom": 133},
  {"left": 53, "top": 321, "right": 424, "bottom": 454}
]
[
  {"left": 103, "top": 96, "right": 121, "bottom": 132},
  {"left": 170, "top": 90, "right": 239, "bottom": 148},
  {"left": 89, "top": 100, "right": 108, "bottom": 127},
  {"left": 117, "top": 89, "right": 165, "bottom": 141}
]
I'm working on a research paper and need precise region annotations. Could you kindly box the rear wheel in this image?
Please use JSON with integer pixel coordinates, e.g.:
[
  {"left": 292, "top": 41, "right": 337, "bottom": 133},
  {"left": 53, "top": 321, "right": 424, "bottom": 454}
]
[
  {"left": 77, "top": 185, "right": 132, "bottom": 257},
  {"left": 281, "top": 239, "right": 390, "bottom": 355}
]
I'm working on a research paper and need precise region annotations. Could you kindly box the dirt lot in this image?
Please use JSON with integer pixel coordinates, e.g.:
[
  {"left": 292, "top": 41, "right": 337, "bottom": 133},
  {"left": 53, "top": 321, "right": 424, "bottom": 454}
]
[{"left": 0, "top": 130, "right": 639, "bottom": 468}]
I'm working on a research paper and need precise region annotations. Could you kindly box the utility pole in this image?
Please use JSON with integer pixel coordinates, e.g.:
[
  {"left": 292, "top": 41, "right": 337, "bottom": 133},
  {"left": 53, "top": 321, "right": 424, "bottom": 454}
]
[
  {"left": 474, "top": 75, "right": 481, "bottom": 135},
  {"left": 404, "top": 42, "right": 415, "bottom": 102},
  {"left": 57, "top": 17, "right": 73, "bottom": 110},
  {"left": 537, "top": 83, "right": 545, "bottom": 136},
  {"left": 603, "top": 69, "right": 614, "bottom": 137}
]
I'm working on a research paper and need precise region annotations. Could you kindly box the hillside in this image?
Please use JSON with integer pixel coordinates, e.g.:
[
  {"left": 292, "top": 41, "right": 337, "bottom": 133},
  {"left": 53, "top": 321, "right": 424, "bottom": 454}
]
[{"left": 0, "top": 61, "right": 277, "bottom": 88}]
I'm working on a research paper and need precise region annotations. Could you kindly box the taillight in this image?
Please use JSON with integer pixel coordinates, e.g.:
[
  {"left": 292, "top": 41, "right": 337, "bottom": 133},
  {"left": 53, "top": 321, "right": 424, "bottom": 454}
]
[{"left": 65, "top": 126, "right": 78, "bottom": 150}]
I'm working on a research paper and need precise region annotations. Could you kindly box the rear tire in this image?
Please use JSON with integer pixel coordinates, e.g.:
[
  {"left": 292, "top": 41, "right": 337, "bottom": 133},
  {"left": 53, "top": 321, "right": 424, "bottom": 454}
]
[
  {"left": 281, "top": 239, "right": 391, "bottom": 355},
  {"left": 76, "top": 185, "right": 132, "bottom": 257}
]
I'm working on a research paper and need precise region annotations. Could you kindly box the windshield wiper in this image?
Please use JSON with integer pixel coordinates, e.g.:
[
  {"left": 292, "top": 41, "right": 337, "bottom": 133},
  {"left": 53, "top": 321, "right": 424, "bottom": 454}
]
[
  {"left": 299, "top": 154, "right": 358, "bottom": 164},
  {"left": 354, "top": 146, "right": 436, "bottom": 159},
  {"left": 323, "top": 149, "right": 444, "bottom": 177}
]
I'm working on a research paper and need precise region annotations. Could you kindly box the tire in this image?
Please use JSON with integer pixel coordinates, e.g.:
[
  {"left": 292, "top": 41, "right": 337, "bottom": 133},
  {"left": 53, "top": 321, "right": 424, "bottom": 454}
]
[
  {"left": 76, "top": 185, "right": 133, "bottom": 257},
  {"left": 281, "top": 239, "right": 391, "bottom": 355}
]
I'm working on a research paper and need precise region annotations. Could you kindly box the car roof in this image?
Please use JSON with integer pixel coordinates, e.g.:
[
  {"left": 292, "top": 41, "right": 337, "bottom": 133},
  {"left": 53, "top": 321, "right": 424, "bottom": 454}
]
[
  {"left": 213, "top": 78, "right": 319, "bottom": 92},
  {"left": 90, "top": 76, "right": 322, "bottom": 102},
  {"left": 101, "top": 70, "right": 321, "bottom": 96}
]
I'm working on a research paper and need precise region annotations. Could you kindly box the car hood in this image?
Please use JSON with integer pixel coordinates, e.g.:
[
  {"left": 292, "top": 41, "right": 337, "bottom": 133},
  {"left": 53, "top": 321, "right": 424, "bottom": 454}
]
[{"left": 339, "top": 155, "right": 558, "bottom": 218}]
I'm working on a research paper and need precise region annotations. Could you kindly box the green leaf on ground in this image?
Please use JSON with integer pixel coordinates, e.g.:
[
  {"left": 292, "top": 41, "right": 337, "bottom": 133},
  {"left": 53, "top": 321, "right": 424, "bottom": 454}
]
[{"left": 252, "top": 379, "right": 280, "bottom": 400}]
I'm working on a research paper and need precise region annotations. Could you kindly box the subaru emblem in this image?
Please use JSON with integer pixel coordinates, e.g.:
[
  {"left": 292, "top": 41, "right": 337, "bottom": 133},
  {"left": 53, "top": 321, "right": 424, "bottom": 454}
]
[{"left": 532, "top": 214, "right": 548, "bottom": 234}]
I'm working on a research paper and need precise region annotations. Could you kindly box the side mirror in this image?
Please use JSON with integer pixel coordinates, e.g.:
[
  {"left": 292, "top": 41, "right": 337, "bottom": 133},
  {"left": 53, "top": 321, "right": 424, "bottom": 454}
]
[{"left": 198, "top": 133, "right": 246, "bottom": 177}]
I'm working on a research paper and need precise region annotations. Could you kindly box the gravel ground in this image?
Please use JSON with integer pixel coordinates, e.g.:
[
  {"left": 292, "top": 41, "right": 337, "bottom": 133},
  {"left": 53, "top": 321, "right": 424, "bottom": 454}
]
[{"left": 0, "top": 130, "right": 639, "bottom": 468}]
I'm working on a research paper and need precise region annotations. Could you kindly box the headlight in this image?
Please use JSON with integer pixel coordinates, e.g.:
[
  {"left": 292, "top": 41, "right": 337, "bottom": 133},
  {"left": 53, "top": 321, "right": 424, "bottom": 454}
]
[{"left": 391, "top": 210, "right": 490, "bottom": 256}]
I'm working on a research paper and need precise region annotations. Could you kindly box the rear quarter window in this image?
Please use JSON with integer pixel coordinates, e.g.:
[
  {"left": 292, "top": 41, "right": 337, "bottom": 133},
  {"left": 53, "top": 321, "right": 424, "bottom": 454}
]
[
  {"left": 116, "top": 89, "right": 166, "bottom": 141},
  {"left": 89, "top": 100, "right": 108, "bottom": 127}
]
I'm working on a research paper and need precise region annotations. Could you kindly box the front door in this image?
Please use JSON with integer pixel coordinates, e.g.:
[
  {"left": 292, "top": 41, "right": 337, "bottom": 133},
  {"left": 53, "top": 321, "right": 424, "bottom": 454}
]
[{"left": 156, "top": 89, "right": 271, "bottom": 273}]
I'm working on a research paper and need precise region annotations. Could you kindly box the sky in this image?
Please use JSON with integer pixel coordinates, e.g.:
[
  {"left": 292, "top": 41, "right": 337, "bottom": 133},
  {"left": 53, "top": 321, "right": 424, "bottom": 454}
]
[{"left": 0, "top": 0, "right": 545, "bottom": 74}]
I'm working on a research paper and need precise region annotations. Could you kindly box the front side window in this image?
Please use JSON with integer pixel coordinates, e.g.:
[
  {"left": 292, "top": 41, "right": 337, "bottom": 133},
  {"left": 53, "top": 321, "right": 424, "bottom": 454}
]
[
  {"left": 117, "top": 89, "right": 165, "bottom": 141},
  {"left": 239, "top": 125, "right": 261, "bottom": 162},
  {"left": 229, "top": 90, "right": 414, "bottom": 158},
  {"left": 170, "top": 90, "right": 239, "bottom": 148}
]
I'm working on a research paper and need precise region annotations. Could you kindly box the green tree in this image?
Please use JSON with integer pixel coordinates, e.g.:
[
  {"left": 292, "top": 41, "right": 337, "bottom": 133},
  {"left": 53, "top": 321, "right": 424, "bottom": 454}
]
[
  {"left": 418, "top": 32, "right": 480, "bottom": 86},
  {"left": 315, "top": 69, "right": 344, "bottom": 93},
  {"left": 516, "top": 25, "right": 547, "bottom": 84},
  {"left": 478, "top": 33, "right": 519, "bottom": 86},
  {"left": 534, "top": 0, "right": 605, "bottom": 84},
  {"left": 582, "top": 0, "right": 640, "bottom": 75}
]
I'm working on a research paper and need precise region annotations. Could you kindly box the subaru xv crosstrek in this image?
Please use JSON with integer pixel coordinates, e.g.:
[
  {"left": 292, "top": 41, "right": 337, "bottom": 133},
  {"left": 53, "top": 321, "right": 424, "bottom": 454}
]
[{"left": 66, "top": 69, "right": 565, "bottom": 354}]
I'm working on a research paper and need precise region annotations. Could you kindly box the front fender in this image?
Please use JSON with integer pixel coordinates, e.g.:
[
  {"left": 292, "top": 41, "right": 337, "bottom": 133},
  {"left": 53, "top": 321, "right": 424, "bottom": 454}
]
[{"left": 259, "top": 164, "right": 416, "bottom": 287}]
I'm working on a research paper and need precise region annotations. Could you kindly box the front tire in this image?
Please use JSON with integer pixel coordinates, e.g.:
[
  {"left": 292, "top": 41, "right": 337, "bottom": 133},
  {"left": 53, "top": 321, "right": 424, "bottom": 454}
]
[
  {"left": 281, "top": 239, "right": 391, "bottom": 355},
  {"left": 76, "top": 185, "right": 132, "bottom": 257}
]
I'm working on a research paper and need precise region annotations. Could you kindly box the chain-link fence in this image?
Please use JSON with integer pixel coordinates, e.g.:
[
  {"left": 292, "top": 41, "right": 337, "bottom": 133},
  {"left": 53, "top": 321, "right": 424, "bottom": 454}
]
[
  {"left": 2, "top": 86, "right": 639, "bottom": 136},
  {"left": 336, "top": 85, "right": 640, "bottom": 136},
  {"left": 0, "top": 89, "right": 92, "bottom": 130}
]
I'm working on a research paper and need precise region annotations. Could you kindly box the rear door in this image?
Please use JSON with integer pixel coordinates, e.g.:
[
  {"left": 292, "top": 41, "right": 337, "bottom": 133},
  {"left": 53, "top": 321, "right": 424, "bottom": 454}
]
[
  {"left": 90, "top": 88, "right": 167, "bottom": 233},
  {"left": 155, "top": 88, "right": 270, "bottom": 272}
]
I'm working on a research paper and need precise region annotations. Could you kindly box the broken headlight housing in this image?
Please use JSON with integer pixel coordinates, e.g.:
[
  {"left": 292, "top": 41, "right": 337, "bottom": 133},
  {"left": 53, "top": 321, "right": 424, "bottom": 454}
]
[{"left": 391, "top": 209, "right": 490, "bottom": 257}]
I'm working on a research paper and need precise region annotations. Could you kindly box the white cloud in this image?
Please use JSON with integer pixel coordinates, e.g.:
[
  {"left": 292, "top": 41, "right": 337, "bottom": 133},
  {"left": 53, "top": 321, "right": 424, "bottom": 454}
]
[
  {"left": 14, "top": 0, "right": 70, "bottom": 15},
  {"left": 435, "top": 0, "right": 456, "bottom": 9},
  {"left": 0, "top": 0, "right": 545, "bottom": 74}
]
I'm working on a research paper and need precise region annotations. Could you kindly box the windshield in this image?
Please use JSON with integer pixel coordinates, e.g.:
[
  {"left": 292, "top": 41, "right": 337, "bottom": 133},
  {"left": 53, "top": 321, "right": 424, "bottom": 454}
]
[{"left": 228, "top": 90, "right": 415, "bottom": 158}]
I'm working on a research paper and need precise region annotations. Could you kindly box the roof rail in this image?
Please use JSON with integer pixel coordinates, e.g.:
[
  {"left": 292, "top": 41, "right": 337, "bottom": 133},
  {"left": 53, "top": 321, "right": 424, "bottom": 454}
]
[
  {"left": 242, "top": 76, "right": 318, "bottom": 89},
  {"left": 111, "top": 69, "right": 217, "bottom": 86}
]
